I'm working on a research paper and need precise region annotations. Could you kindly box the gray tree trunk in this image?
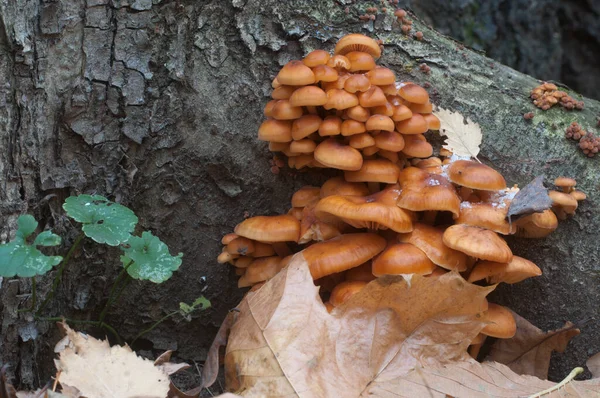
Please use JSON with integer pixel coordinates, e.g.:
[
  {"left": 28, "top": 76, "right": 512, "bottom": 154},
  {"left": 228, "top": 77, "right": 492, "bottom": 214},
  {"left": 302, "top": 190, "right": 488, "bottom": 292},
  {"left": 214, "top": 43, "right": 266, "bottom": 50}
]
[{"left": 1, "top": 0, "right": 598, "bottom": 389}]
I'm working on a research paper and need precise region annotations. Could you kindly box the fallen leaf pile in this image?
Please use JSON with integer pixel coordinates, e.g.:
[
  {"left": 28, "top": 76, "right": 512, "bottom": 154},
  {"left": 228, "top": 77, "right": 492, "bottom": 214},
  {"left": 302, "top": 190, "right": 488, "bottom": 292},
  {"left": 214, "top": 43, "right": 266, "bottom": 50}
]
[{"left": 205, "top": 254, "right": 600, "bottom": 397}]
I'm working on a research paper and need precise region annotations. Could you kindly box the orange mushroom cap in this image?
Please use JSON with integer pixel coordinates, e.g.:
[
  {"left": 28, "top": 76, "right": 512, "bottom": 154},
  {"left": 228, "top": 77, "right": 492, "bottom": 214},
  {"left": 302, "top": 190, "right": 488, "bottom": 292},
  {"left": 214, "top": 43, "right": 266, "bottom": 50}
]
[
  {"left": 345, "top": 105, "right": 371, "bottom": 122},
  {"left": 291, "top": 186, "right": 321, "bottom": 208},
  {"left": 481, "top": 303, "right": 517, "bottom": 338},
  {"left": 398, "top": 223, "right": 468, "bottom": 271},
  {"left": 345, "top": 262, "right": 376, "bottom": 282},
  {"left": 258, "top": 119, "right": 292, "bottom": 142},
  {"left": 302, "top": 233, "right": 386, "bottom": 279},
  {"left": 344, "top": 74, "right": 371, "bottom": 93},
  {"left": 235, "top": 215, "right": 300, "bottom": 243},
  {"left": 341, "top": 119, "right": 367, "bottom": 136},
  {"left": 226, "top": 237, "right": 255, "bottom": 256},
  {"left": 334, "top": 33, "right": 382, "bottom": 59},
  {"left": 349, "top": 133, "right": 376, "bottom": 149},
  {"left": 320, "top": 177, "right": 370, "bottom": 198},
  {"left": 408, "top": 102, "right": 433, "bottom": 114},
  {"left": 397, "top": 82, "right": 429, "bottom": 104},
  {"left": 372, "top": 242, "right": 436, "bottom": 276},
  {"left": 442, "top": 224, "right": 513, "bottom": 263},
  {"left": 371, "top": 102, "right": 395, "bottom": 117},
  {"left": 330, "top": 280, "right": 368, "bottom": 306},
  {"left": 345, "top": 159, "right": 401, "bottom": 184},
  {"left": 396, "top": 114, "right": 429, "bottom": 134},
  {"left": 314, "top": 138, "right": 363, "bottom": 171},
  {"left": 374, "top": 131, "right": 405, "bottom": 152},
  {"left": 346, "top": 51, "right": 376, "bottom": 72},
  {"left": 271, "top": 85, "right": 296, "bottom": 100},
  {"left": 277, "top": 61, "right": 316, "bottom": 86},
  {"left": 366, "top": 67, "right": 396, "bottom": 85},
  {"left": 513, "top": 209, "right": 558, "bottom": 238},
  {"left": 447, "top": 160, "right": 507, "bottom": 191},
  {"left": 358, "top": 86, "right": 388, "bottom": 108},
  {"left": 271, "top": 100, "right": 304, "bottom": 120},
  {"left": 366, "top": 114, "right": 395, "bottom": 132},
  {"left": 402, "top": 134, "right": 433, "bottom": 158},
  {"left": 327, "top": 55, "right": 352, "bottom": 70},
  {"left": 289, "top": 86, "right": 327, "bottom": 107},
  {"left": 423, "top": 113, "right": 440, "bottom": 129},
  {"left": 324, "top": 89, "right": 360, "bottom": 110},
  {"left": 302, "top": 49, "right": 330, "bottom": 67},
  {"left": 312, "top": 64, "right": 339, "bottom": 82},
  {"left": 292, "top": 114, "right": 322, "bottom": 140},
  {"left": 397, "top": 167, "right": 461, "bottom": 217},
  {"left": 238, "top": 256, "right": 283, "bottom": 288},
  {"left": 314, "top": 185, "right": 413, "bottom": 233},
  {"left": 318, "top": 116, "right": 343, "bottom": 136},
  {"left": 468, "top": 256, "right": 542, "bottom": 284},
  {"left": 455, "top": 201, "right": 516, "bottom": 235},
  {"left": 392, "top": 104, "right": 413, "bottom": 122}
]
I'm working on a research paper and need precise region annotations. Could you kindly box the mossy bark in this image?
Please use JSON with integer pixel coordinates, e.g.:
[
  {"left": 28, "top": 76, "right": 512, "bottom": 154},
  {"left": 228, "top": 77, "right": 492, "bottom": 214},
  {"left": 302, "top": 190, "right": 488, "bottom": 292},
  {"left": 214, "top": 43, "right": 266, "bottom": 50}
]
[{"left": 0, "top": 0, "right": 598, "bottom": 388}]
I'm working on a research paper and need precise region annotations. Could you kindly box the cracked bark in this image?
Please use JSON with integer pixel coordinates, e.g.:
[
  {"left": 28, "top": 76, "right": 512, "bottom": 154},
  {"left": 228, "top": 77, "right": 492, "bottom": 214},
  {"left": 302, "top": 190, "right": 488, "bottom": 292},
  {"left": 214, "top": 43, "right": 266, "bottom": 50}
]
[{"left": 0, "top": 0, "right": 599, "bottom": 389}]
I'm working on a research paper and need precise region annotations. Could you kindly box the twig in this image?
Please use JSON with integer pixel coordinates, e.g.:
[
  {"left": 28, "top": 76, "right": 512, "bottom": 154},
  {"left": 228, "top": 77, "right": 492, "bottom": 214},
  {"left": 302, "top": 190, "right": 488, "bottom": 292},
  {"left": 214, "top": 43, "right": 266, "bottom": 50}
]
[
  {"left": 98, "top": 261, "right": 134, "bottom": 323},
  {"left": 130, "top": 310, "right": 179, "bottom": 346}
]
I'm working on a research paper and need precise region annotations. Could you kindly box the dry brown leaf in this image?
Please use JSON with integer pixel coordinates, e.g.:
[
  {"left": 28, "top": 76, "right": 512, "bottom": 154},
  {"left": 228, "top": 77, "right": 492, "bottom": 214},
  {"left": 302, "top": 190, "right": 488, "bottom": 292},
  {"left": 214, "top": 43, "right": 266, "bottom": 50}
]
[
  {"left": 201, "top": 311, "right": 236, "bottom": 390},
  {"left": 218, "top": 255, "right": 600, "bottom": 397},
  {"left": 587, "top": 352, "right": 600, "bottom": 378},
  {"left": 54, "top": 323, "right": 171, "bottom": 398},
  {"left": 223, "top": 253, "right": 491, "bottom": 396},
  {"left": 487, "top": 310, "right": 580, "bottom": 379},
  {"left": 434, "top": 107, "right": 482, "bottom": 158}
]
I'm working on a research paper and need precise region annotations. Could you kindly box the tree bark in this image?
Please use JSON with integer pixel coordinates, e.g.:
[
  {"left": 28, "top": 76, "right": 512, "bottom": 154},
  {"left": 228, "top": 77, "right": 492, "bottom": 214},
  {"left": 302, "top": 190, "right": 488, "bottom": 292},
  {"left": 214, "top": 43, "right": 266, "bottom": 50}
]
[{"left": 0, "top": 0, "right": 598, "bottom": 389}]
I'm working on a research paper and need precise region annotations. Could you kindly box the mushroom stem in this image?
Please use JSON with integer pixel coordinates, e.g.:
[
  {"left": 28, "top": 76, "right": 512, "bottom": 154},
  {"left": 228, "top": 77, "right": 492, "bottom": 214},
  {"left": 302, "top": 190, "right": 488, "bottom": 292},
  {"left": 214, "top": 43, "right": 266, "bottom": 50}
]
[
  {"left": 271, "top": 242, "right": 292, "bottom": 257},
  {"left": 468, "top": 342, "right": 484, "bottom": 360},
  {"left": 368, "top": 181, "right": 380, "bottom": 194},
  {"left": 306, "top": 106, "right": 318, "bottom": 114},
  {"left": 422, "top": 210, "right": 438, "bottom": 225}
]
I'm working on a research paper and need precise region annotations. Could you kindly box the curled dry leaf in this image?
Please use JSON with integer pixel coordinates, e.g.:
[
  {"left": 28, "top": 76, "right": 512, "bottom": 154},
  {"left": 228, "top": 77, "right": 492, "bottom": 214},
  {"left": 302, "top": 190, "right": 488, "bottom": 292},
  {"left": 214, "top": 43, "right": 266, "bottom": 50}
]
[
  {"left": 222, "top": 253, "right": 492, "bottom": 396},
  {"left": 434, "top": 107, "right": 482, "bottom": 158},
  {"left": 587, "top": 352, "right": 600, "bottom": 378},
  {"left": 486, "top": 310, "right": 580, "bottom": 380},
  {"left": 211, "top": 255, "right": 600, "bottom": 397},
  {"left": 506, "top": 175, "right": 553, "bottom": 222},
  {"left": 54, "top": 322, "right": 171, "bottom": 398}
]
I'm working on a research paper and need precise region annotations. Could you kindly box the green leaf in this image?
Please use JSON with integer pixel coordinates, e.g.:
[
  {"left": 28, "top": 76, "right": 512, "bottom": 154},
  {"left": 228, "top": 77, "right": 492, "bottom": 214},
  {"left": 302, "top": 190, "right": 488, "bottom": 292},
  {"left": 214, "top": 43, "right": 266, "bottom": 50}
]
[
  {"left": 63, "top": 195, "right": 138, "bottom": 246},
  {"left": 120, "top": 231, "right": 182, "bottom": 283},
  {"left": 0, "top": 216, "right": 63, "bottom": 277},
  {"left": 180, "top": 296, "right": 211, "bottom": 315},
  {"left": 17, "top": 214, "right": 38, "bottom": 238}
]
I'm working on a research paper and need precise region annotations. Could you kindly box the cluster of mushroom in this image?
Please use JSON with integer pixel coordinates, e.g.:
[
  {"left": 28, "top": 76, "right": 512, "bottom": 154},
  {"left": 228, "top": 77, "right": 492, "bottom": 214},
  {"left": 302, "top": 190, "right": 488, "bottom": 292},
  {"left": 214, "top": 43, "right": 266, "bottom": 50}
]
[
  {"left": 565, "top": 121, "right": 600, "bottom": 157},
  {"left": 258, "top": 33, "right": 439, "bottom": 174},
  {"left": 220, "top": 34, "right": 586, "bottom": 358},
  {"left": 530, "top": 82, "right": 584, "bottom": 111}
]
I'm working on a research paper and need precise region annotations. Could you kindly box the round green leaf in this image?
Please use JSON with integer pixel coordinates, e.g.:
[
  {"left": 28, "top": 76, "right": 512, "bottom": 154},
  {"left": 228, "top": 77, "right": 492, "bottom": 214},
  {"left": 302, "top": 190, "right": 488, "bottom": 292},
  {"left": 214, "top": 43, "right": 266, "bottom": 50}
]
[
  {"left": 120, "top": 231, "right": 182, "bottom": 283},
  {"left": 0, "top": 236, "right": 62, "bottom": 277},
  {"left": 63, "top": 195, "right": 138, "bottom": 246},
  {"left": 17, "top": 215, "right": 38, "bottom": 238},
  {"left": 34, "top": 230, "right": 62, "bottom": 247}
]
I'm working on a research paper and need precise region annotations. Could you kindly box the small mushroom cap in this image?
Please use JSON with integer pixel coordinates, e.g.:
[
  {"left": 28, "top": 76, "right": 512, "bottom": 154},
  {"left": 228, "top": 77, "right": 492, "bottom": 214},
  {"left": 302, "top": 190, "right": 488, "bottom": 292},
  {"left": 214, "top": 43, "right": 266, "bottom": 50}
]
[
  {"left": 408, "top": 101, "right": 433, "bottom": 114},
  {"left": 258, "top": 119, "right": 292, "bottom": 142},
  {"left": 346, "top": 51, "right": 376, "bottom": 72},
  {"left": 252, "top": 242, "right": 276, "bottom": 257},
  {"left": 271, "top": 100, "right": 304, "bottom": 120},
  {"left": 233, "top": 256, "right": 253, "bottom": 269},
  {"left": 549, "top": 190, "right": 578, "bottom": 214},
  {"left": 345, "top": 105, "right": 371, "bottom": 122},
  {"left": 289, "top": 86, "right": 327, "bottom": 107},
  {"left": 554, "top": 177, "right": 576, "bottom": 190},
  {"left": 319, "top": 116, "right": 343, "bottom": 136},
  {"left": 481, "top": 303, "right": 517, "bottom": 339},
  {"left": 271, "top": 85, "right": 296, "bottom": 100},
  {"left": 334, "top": 33, "right": 382, "bottom": 59},
  {"left": 345, "top": 262, "right": 376, "bottom": 282},
  {"left": 397, "top": 167, "right": 461, "bottom": 217},
  {"left": 221, "top": 233, "right": 239, "bottom": 245},
  {"left": 235, "top": 215, "right": 300, "bottom": 243},
  {"left": 571, "top": 190, "right": 586, "bottom": 201},
  {"left": 238, "top": 256, "right": 283, "bottom": 288},
  {"left": 330, "top": 280, "right": 368, "bottom": 307},
  {"left": 371, "top": 102, "right": 395, "bottom": 117},
  {"left": 349, "top": 133, "right": 376, "bottom": 149},
  {"left": 327, "top": 55, "right": 352, "bottom": 70},
  {"left": 324, "top": 89, "right": 360, "bottom": 110},
  {"left": 398, "top": 82, "right": 429, "bottom": 104},
  {"left": 366, "top": 114, "right": 395, "bottom": 132},
  {"left": 362, "top": 145, "right": 379, "bottom": 156},
  {"left": 447, "top": 160, "right": 507, "bottom": 191},
  {"left": 513, "top": 209, "right": 558, "bottom": 238},
  {"left": 358, "top": 86, "right": 388, "bottom": 108},
  {"left": 320, "top": 176, "right": 370, "bottom": 198},
  {"left": 372, "top": 242, "right": 436, "bottom": 276},
  {"left": 402, "top": 134, "right": 433, "bottom": 158},
  {"left": 291, "top": 186, "right": 321, "bottom": 208},
  {"left": 455, "top": 202, "right": 515, "bottom": 235},
  {"left": 423, "top": 113, "right": 440, "bottom": 129},
  {"left": 226, "top": 237, "right": 255, "bottom": 256},
  {"left": 392, "top": 104, "right": 413, "bottom": 122},
  {"left": 468, "top": 256, "right": 542, "bottom": 284},
  {"left": 302, "top": 49, "right": 330, "bottom": 67},
  {"left": 263, "top": 99, "right": 277, "bottom": 117},
  {"left": 344, "top": 74, "right": 371, "bottom": 93},
  {"left": 314, "top": 186, "right": 414, "bottom": 233},
  {"left": 303, "top": 233, "right": 387, "bottom": 279},
  {"left": 443, "top": 224, "right": 513, "bottom": 263},
  {"left": 314, "top": 139, "right": 363, "bottom": 171},
  {"left": 344, "top": 159, "right": 401, "bottom": 184},
  {"left": 289, "top": 139, "right": 317, "bottom": 154},
  {"left": 277, "top": 61, "right": 316, "bottom": 86},
  {"left": 396, "top": 114, "right": 429, "bottom": 134},
  {"left": 292, "top": 114, "right": 322, "bottom": 140},
  {"left": 398, "top": 223, "right": 468, "bottom": 271},
  {"left": 341, "top": 119, "right": 367, "bottom": 136},
  {"left": 374, "top": 131, "right": 405, "bottom": 152},
  {"left": 312, "top": 64, "right": 339, "bottom": 82},
  {"left": 366, "top": 67, "right": 396, "bottom": 85}
]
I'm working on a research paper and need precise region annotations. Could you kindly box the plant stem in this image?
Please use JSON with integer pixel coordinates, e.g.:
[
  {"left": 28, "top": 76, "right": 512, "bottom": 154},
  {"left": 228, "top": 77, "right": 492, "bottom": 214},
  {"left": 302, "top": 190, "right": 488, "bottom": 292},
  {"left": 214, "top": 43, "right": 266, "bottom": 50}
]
[
  {"left": 37, "top": 316, "right": 122, "bottom": 345},
  {"left": 36, "top": 232, "right": 85, "bottom": 315},
  {"left": 98, "top": 261, "right": 134, "bottom": 323},
  {"left": 130, "top": 310, "right": 179, "bottom": 346},
  {"left": 17, "top": 278, "right": 36, "bottom": 313}
]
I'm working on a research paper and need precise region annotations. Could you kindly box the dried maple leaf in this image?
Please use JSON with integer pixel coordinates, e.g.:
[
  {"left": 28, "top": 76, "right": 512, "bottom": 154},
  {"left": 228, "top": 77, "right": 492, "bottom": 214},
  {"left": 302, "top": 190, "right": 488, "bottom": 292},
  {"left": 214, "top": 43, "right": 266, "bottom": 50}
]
[
  {"left": 214, "top": 255, "right": 600, "bottom": 397},
  {"left": 434, "top": 107, "right": 482, "bottom": 158},
  {"left": 486, "top": 310, "right": 580, "bottom": 380},
  {"left": 54, "top": 322, "right": 171, "bottom": 398}
]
